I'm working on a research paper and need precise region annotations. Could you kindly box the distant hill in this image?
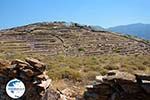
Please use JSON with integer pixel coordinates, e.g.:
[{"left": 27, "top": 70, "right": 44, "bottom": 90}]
[{"left": 108, "top": 23, "right": 150, "bottom": 40}]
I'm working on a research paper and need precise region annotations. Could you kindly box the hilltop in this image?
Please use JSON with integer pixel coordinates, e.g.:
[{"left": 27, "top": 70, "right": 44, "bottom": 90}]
[{"left": 0, "top": 22, "right": 149, "bottom": 57}]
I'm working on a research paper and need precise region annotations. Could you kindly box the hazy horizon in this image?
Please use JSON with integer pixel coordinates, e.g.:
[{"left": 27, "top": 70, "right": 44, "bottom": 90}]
[{"left": 0, "top": 0, "right": 150, "bottom": 29}]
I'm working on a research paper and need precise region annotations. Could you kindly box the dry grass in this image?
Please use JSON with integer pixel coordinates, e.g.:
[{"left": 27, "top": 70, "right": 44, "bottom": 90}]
[{"left": 0, "top": 53, "right": 150, "bottom": 82}]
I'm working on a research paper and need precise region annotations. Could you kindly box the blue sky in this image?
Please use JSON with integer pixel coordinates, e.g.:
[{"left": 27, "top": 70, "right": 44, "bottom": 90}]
[{"left": 0, "top": 0, "right": 150, "bottom": 29}]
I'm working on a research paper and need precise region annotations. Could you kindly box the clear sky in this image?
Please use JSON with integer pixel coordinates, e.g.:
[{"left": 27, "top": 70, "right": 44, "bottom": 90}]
[{"left": 0, "top": 0, "right": 150, "bottom": 29}]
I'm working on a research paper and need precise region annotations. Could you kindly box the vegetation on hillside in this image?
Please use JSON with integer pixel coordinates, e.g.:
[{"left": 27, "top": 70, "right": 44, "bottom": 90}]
[
  {"left": 0, "top": 22, "right": 149, "bottom": 83},
  {"left": 0, "top": 53, "right": 149, "bottom": 82}
]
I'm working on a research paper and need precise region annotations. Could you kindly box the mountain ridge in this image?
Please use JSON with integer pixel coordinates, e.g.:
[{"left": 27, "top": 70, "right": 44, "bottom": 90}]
[{"left": 108, "top": 23, "right": 150, "bottom": 40}]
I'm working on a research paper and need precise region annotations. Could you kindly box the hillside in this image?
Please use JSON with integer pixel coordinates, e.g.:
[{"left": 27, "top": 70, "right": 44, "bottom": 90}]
[
  {"left": 0, "top": 22, "right": 149, "bottom": 57},
  {"left": 108, "top": 23, "right": 150, "bottom": 40},
  {"left": 0, "top": 22, "right": 150, "bottom": 100}
]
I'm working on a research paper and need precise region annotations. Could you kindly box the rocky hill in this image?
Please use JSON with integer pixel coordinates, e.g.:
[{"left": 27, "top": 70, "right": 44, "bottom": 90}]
[
  {"left": 0, "top": 22, "right": 150, "bottom": 100},
  {"left": 0, "top": 22, "right": 150, "bottom": 56}
]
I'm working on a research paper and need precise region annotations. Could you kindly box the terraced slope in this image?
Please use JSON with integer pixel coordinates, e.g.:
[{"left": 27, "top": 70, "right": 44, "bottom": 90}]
[{"left": 0, "top": 22, "right": 150, "bottom": 56}]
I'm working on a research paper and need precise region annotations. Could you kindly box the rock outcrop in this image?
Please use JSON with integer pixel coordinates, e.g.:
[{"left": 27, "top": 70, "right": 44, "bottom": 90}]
[
  {"left": 0, "top": 58, "right": 60, "bottom": 100},
  {"left": 84, "top": 70, "right": 150, "bottom": 100}
]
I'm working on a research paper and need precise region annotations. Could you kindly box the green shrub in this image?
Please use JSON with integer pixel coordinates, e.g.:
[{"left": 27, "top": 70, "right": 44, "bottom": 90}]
[
  {"left": 99, "top": 69, "right": 107, "bottom": 75},
  {"left": 78, "top": 48, "right": 85, "bottom": 52},
  {"left": 1, "top": 53, "right": 149, "bottom": 82}
]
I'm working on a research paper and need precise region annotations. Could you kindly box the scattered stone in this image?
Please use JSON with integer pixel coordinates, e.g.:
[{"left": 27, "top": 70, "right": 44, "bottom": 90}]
[
  {"left": 61, "top": 88, "right": 76, "bottom": 98},
  {"left": 41, "top": 89, "right": 60, "bottom": 100},
  {"left": 84, "top": 70, "right": 150, "bottom": 100}
]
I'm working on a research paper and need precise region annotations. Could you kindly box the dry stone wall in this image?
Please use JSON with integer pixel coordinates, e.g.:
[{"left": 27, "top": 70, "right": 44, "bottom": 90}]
[
  {"left": 84, "top": 70, "right": 150, "bottom": 100},
  {"left": 0, "top": 58, "right": 60, "bottom": 100}
]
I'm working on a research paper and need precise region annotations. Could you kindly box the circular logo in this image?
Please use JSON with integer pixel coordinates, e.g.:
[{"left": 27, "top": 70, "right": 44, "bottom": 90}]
[{"left": 6, "top": 78, "right": 25, "bottom": 99}]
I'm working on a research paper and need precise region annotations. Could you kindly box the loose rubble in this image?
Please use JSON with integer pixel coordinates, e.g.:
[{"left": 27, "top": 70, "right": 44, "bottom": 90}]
[
  {"left": 0, "top": 58, "right": 60, "bottom": 100},
  {"left": 57, "top": 87, "right": 83, "bottom": 100},
  {"left": 84, "top": 70, "right": 150, "bottom": 100}
]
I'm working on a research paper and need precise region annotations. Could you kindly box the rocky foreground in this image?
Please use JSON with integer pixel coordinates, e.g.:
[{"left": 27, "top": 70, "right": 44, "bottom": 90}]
[
  {"left": 85, "top": 70, "right": 150, "bottom": 100},
  {"left": 0, "top": 58, "right": 85, "bottom": 100},
  {"left": 0, "top": 58, "right": 58, "bottom": 100},
  {"left": 0, "top": 58, "right": 150, "bottom": 100}
]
